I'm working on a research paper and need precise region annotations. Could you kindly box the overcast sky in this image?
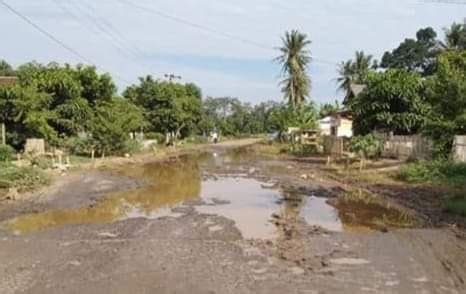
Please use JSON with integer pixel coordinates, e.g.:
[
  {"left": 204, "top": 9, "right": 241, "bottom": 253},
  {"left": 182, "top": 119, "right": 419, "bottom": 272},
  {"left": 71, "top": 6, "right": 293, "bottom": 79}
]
[{"left": 0, "top": 0, "right": 464, "bottom": 104}]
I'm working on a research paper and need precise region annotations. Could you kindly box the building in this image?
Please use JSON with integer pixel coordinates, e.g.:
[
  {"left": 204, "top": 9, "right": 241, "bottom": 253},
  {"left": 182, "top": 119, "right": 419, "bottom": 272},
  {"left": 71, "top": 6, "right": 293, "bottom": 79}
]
[
  {"left": 319, "top": 110, "right": 353, "bottom": 138},
  {"left": 0, "top": 76, "right": 18, "bottom": 87},
  {"left": 343, "top": 83, "right": 366, "bottom": 105}
]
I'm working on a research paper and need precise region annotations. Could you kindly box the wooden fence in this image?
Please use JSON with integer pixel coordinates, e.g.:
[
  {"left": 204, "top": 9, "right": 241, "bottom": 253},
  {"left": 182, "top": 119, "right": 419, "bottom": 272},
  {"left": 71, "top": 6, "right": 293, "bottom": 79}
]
[
  {"left": 323, "top": 136, "right": 346, "bottom": 157},
  {"left": 453, "top": 136, "right": 466, "bottom": 163},
  {"left": 322, "top": 134, "right": 466, "bottom": 162},
  {"left": 382, "top": 135, "right": 432, "bottom": 160}
]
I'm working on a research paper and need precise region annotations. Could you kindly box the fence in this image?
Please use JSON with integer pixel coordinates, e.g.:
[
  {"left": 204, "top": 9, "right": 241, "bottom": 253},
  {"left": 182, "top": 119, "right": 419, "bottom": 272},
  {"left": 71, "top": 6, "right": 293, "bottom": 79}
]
[
  {"left": 323, "top": 136, "right": 346, "bottom": 157},
  {"left": 382, "top": 135, "right": 432, "bottom": 160},
  {"left": 453, "top": 136, "right": 466, "bottom": 163}
]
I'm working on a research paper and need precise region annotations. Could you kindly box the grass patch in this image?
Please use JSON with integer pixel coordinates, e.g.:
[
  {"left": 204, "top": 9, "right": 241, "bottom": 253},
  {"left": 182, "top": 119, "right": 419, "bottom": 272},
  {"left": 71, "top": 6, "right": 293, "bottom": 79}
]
[
  {"left": 0, "top": 163, "right": 50, "bottom": 192},
  {"left": 399, "top": 160, "right": 466, "bottom": 187}
]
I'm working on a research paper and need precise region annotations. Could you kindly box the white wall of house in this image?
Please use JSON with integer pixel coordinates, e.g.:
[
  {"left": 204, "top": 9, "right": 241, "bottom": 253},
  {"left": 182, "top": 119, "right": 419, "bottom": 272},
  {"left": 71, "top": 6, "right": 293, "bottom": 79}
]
[{"left": 319, "top": 116, "right": 353, "bottom": 138}]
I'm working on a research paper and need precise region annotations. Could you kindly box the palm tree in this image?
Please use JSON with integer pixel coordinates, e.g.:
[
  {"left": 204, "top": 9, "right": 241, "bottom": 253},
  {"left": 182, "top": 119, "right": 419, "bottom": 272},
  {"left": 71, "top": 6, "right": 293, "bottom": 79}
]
[
  {"left": 445, "top": 22, "right": 466, "bottom": 49},
  {"left": 336, "top": 51, "right": 373, "bottom": 98},
  {"left": 276, "top": 30, "right": 312, "bottom": 107}
]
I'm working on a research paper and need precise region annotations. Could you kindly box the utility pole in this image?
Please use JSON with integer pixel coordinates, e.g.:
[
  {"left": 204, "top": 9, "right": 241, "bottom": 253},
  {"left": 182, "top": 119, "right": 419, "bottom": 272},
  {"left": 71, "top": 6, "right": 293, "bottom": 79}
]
[{"left": 164, "top": 74, "right": 182, "bottom": 83}]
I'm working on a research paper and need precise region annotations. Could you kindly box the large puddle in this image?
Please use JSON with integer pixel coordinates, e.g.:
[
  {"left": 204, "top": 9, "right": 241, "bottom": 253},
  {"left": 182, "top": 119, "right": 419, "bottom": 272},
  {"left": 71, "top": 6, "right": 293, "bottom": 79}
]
[{"left": 2, "top": 150, "right": 417, "bottom": 237}]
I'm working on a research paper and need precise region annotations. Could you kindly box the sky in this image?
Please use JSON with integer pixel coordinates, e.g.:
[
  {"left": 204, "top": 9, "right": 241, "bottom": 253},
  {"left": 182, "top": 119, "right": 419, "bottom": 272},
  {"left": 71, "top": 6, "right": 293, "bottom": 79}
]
[{"left": 0, "top": 0, "right": 464, "bottom": 104}]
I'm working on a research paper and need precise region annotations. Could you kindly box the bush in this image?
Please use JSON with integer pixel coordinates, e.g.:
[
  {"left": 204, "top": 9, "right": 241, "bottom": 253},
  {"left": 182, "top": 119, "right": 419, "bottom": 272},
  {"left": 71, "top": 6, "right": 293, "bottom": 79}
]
[
  {"left": 144, "top": 132, "right": 165, "bottom": 144},
  {"left": 399, "top": 160, "right": 466, "bottom": 187},
  {"left": 0, "top": 163, "right": 49, "bottom": 192},
  {"left": 24, "top": 154, "right": 53, "bottom": 170},
  {"left": 445, "top": 197, "right": 466, "bottom": 217},
  {"left": 349, "top": 134, "right": 383, "bottom": 159},
  {"left": 0, "top": 144, "right": 15, "bottom": 162},
  {"left": 121, "top": 139, "right": 142, "bottom": 155},
  {"left": 64, "top": 137, "right": 93, "bottom": 156}
]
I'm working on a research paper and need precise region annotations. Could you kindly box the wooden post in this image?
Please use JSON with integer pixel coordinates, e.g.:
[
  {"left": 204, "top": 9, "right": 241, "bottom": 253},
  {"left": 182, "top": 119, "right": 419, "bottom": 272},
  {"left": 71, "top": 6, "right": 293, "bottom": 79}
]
[{"left": 1, "top": 122, "right": 5, "bottom": 145}]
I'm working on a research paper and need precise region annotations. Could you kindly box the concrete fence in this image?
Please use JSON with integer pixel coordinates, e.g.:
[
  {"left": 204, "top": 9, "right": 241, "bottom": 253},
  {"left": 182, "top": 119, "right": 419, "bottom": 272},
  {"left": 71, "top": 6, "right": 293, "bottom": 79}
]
[{"left": 453, "top": 136, "right": 466, "bottom": 163}]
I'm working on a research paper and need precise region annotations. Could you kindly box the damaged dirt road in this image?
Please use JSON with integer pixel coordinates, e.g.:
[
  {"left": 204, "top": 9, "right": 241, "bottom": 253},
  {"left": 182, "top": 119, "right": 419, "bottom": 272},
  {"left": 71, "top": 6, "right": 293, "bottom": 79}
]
[{"left": 0, "top": 139, "right": 465, "bottom": 294}]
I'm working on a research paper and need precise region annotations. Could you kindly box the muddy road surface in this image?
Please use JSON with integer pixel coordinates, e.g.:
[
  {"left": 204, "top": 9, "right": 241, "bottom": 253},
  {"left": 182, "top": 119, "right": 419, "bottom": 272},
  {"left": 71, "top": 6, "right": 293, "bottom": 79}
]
[{"left": 0, "top": 141, "right": 465, "bottom": 294}]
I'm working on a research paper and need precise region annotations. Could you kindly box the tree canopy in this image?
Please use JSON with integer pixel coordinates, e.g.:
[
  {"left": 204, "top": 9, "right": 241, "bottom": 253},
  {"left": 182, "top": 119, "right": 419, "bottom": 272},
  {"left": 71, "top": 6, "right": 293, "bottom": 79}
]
[
  {"left": 124, "top": 76, "right": 202, "bottom": 138},
  {"left": 349, "top": 69, "right": 430, "bottom": 135},
  {"left": 381, "top": 27, "right": 441, "bottom": 75}
]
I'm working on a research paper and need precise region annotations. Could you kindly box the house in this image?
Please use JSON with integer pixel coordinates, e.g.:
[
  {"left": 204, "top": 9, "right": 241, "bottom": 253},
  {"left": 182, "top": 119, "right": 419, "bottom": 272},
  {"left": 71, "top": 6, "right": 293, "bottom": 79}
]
[
  {"left": 343, "top": 83, "right": 366, "bottom": 105},
  {"left": 0, "top": 76, "right": 18, "bottom": 87},
  {"left": 319, "top": 110, "right": 353, "bottom": 138}
]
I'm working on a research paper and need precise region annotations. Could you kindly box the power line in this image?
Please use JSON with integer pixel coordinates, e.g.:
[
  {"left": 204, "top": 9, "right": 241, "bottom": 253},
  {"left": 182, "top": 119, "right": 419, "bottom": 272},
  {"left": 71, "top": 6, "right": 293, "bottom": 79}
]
[
  {"left": 0, "top": 0, "right": 92, "bottom": 64},
  {"left": 116, "top": 0, "right": 274, "bottom": 51},
  {"left": 0, "top": 0, "right": 132, "bottom": 84},
  {"left": 115, "top": 0, "right": 339, "bottom": 66},
  {"left": 64, "top": 0, "right": 162, "bottom": 77}
]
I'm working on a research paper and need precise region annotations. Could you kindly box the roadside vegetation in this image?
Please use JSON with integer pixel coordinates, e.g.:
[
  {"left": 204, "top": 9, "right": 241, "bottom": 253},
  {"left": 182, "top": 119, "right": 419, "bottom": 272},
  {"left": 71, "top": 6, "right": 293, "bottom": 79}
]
[
  {"left": 1, "top": 21, "right": 465, "bottom": 221},
  {"left": 0, "top": 145, "right": 48, "bottom": 198}
]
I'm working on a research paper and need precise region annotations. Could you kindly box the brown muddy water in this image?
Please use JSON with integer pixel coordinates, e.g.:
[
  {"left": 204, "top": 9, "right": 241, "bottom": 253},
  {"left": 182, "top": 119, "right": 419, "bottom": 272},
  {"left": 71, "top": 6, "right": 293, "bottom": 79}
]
[{"left": 1, "top": 150, "right": 417, "bottom": 237}]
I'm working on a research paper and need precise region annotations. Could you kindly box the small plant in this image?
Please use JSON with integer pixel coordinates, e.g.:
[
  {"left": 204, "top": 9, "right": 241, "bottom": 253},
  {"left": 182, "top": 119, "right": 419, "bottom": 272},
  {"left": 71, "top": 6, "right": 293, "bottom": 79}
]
[
  {"left": 0, "top": 144, "right": 15, "bottom": 162},
  {"left": 399, "top": 160, "right": 466, "bottom": 187},
  {"left": 349, "top": 134, "right": 383, "bottom": 170},
  {"left": 349, "top": 134, "right": 383, "bottom": 159}
]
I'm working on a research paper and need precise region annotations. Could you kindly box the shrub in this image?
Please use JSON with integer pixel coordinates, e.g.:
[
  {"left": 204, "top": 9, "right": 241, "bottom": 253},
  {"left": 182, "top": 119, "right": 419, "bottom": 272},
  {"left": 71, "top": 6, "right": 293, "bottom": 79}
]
[
  {"left": 349, "top": 134, "right": 383, "bottom": 159},
  {"left": 0, "top": 144, "right": 15, "bottom": 162},
  {"left": 24, "top": 154, "right": 53, "bottom": 170},
  {"left": 121, "top": 139, "right": 142, "bottom": 155},
  {"left": 399, "top": 160, "right": 466, "bottom": 187},
  {"left": 445, "top": 197, "right": 466, "bottom": 217},
  {"left": 0, "top": 163, "right": 49, "bottom": 191},
  {"left": 64, "top": 137, "right": 94, "bottom": 156}
]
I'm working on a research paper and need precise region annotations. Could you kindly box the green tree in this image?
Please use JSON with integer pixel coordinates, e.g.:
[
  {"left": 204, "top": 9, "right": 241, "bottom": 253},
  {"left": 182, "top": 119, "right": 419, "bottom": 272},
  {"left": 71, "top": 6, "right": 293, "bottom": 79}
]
[
  {"left": 269, "top": 103, "right": 318, "bottom": 140},
  {"left": 124, "top": 76, "right": 202, "bottom": 139},
  {"left": 90, "top": 98, "right": 146, "bottom": 156},
  {"left": 444, "top": 21, "right": 466, "bottom": 50},
  {"left": 0, "top": 60, "right": 15, "bottom": 76},
  {"left": 319, "top": 100, "right": 341, "bottom": 118},
  {"left": 424, "top": 50, "right": 466, "bottom": 156},
  {"left": 3, "top": 85, "right": 58, "bottom": 147},
  {"left": 349, "top": 69, "right": 430, "bottom": 135},
  {"left": 381, "top": 27, "right": 440, "bottom": 75},
  {"left": 337, "top": 51, "right": 374, "bottom": 99},
  {"left": 276, "top": 30, "right": 312, "bottom": 107}
]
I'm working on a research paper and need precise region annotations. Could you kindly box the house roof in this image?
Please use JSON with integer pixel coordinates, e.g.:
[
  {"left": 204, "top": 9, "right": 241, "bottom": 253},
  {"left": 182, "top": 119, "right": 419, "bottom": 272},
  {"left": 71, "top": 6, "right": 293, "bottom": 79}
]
[
  {"left": 0, "top": 76, "right": 18, "bottom": 87},
  {"left": 349, "top": 84, "right": 366, "bottom": 97}
]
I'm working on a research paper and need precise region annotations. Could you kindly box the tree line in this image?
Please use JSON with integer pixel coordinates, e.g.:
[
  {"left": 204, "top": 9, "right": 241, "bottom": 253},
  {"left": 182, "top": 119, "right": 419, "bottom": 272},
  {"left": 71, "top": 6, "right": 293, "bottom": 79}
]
[{"left": 0, "top": 60, "right": 319, "bottom": 155}]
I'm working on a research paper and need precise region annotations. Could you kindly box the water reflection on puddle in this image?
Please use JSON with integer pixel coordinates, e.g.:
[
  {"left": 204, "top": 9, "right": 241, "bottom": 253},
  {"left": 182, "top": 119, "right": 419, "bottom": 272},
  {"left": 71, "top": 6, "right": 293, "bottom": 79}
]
[
  {"left": 2, "top": 151, "right": 412, "bottom": 237},
  {"left": 197, "top": 177, "right": 281, "bottom": 239},
  {"left": 300, "top": 197, "right": 343, "bottom": 232}
]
